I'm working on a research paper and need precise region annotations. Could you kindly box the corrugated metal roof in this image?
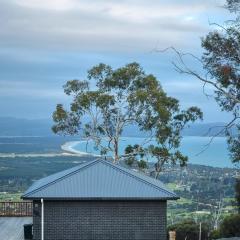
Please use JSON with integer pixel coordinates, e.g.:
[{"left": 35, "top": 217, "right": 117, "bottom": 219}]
[{"left": 22, "top": 159, "right": 179, "bottom": 200}]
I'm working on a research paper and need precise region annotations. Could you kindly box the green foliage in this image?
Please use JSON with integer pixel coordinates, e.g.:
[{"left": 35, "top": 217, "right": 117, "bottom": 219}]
[
  {"left": 194, "top": 7, "right": 240, "bottom": 237},
  {"left": 202, "top": 26, "right": 240, "bottom": 114},
  {"left": 236, "top": 178, "right": 240, "bottom": 213},
  {"left": 168, "top": 220, "right": 209, "bottom": 240},
  {"left": 218, "top": 214, "right": 240, "bottom": 237},
  {"left": 124, "top": 145, "right": 137, "bottom": 166},
  {"left": 137, "top": 159, "right": 148, "bottom": 169},
  {"left": 125, "top": 157, "right": 135, "bottom": 166},
  {"left": 53, "top": 63, "right": 202, "bottom": 172},
  {"left": 209, "top": 229, "right": 221, "bottom": 239},
  {"left": 200, "top": 4, "right": 240, "bottom": 165},
  {"left": 227, "top": 0, "right": 240, "bottom": 12}
]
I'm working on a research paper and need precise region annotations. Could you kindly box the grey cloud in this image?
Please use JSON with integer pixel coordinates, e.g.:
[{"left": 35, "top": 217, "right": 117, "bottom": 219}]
[
  {"left": 0, "top": 80, "right": 66, "bottom": 99},
  {"left": 0, "top": 0, "right": 227, "bottom": 53},
  {"left": 0, "top": 0, "right": 232, "bottom": 121}
]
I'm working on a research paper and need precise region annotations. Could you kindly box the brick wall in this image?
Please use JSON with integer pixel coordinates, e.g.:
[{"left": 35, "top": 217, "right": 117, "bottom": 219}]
[{"left": 33, "top": 200, "right": 167, "bottom": 240}]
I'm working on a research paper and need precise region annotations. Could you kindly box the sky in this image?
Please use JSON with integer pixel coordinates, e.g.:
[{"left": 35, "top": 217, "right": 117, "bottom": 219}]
[{"left": 0, "top": 0, "right": 233, "bottom": 122}]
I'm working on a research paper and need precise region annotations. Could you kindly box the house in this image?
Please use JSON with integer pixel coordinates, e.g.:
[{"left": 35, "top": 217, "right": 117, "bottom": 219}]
[{"left": 22, "top": 158, "right": 179, "bottom": 240}]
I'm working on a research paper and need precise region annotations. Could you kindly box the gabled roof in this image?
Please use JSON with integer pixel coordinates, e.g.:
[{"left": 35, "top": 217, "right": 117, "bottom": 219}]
[{"left": 22, "top": 159, "right": 179, "bottom": 200}]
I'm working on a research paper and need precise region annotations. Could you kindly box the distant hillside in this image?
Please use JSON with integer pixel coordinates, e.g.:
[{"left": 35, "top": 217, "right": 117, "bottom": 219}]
[{"left": 0, "top": 117, "right": 232, "bottom": 137}]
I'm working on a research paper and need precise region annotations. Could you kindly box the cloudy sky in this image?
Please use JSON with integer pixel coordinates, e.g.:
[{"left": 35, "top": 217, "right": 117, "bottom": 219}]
[{"left": 0, "top": 0, "right": 232, "bottom": 122}]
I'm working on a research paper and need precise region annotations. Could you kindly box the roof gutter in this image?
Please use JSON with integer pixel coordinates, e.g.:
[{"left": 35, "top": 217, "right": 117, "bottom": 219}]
[{"left": 21, "top": 196, "right": 180, "bottom": 201}]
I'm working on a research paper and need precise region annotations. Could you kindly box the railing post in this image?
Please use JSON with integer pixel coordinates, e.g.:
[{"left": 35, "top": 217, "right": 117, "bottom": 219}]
[{"left": 169, "top": 231, "right": 176, "bottom": 240}]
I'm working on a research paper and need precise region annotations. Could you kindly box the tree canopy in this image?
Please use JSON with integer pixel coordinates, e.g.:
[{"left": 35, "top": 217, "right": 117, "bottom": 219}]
[
  {"left": 52, "top": 63, "right": 202, "bottom": 176},
  {"left": 166, "top": 0, "right": 240, "bottom": 167}
]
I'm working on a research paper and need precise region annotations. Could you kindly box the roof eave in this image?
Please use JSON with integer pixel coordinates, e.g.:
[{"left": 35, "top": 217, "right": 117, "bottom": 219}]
[{"left": 21, "top": 196, "right": 180, "bottom": 201}]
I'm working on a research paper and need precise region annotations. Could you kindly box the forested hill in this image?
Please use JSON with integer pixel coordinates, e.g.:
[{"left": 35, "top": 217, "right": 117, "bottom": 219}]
[{"left": 0, "top": 117, "right": 231, "bottom": 137}]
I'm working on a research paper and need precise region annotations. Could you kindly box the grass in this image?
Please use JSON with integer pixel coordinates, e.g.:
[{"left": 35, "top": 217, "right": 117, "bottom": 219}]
[{"left": 0, "top": 192, "right": 22, "bottom": 201}]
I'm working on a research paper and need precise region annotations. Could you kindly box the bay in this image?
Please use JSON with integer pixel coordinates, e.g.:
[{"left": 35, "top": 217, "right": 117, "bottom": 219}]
[{"left": 71, "top": 136, "right": 233, "bottom": 168}]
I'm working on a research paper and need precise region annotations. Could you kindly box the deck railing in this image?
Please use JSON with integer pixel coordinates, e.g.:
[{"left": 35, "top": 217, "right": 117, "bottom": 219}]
[{"left": 0, "top": 201, "right": 32, "bottom": 217}]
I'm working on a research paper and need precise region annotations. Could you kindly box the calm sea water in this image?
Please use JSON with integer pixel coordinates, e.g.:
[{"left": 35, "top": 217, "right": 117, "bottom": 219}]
[{"left": 72, "top": 136, "right": 233, "bottom": 168}]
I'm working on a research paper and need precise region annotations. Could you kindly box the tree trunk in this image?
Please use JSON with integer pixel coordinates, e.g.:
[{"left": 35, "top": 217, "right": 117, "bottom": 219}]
[
  {"left": 155, "top": 170, "right": 161, "bottom": 179},
  {"left": 155, "top": 158, "right": 165, "bottom": 179},
  {"left": 113, "top": 138, "right": 119, "bottom": 163}
]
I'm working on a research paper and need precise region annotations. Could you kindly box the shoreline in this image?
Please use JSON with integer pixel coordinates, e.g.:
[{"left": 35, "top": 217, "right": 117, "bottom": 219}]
[
  {"left": 60, "top": 139, "right": 235, "bottom": 170},
  {"left": 61, "top": 141, "right": 101, "bottom": 157}
]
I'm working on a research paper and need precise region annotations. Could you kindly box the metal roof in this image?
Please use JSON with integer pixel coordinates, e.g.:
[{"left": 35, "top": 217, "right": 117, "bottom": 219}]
[{"left": 22, "top": 159, "right": 179, "bottom": 200}]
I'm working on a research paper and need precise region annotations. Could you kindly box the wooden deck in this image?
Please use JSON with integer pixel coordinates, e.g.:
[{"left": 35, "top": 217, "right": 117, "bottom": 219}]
[{"left": 0, "top": 217, "right": 32, "bottom": 240}]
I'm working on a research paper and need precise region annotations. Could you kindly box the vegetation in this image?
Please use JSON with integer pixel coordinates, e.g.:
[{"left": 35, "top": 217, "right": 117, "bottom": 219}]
[
  {"left": 211, "top": 214, "right": 240, "bottom": 238},
  {"left": 168, "top": 209, "right": 240, "bottom": 239},
  {"left": 0, "top": 193, "right": 22, "bottom": 202},
  {"left": 235, "top": 178, "right": 240, "bottom": 213},
  {"left": 200, "top": 2, "right": 240, "bottom": 236},
  {"left": 165, "top": 1, "right": 240, "bottom": 236},
  {"left": 201, "top": 1, "right": 240, "bottom": 167},
  {"left": 53, "top": 63, "right": 202, "bottom": 176},
  {"left": 169, "top": 0, "right": 240, "bottom": 167},
  {"left": 168, "top": 220, "right": 209, "bottom": 240},
  {"left": 163, "top": 164, "right": 238, "bottom": 227}
]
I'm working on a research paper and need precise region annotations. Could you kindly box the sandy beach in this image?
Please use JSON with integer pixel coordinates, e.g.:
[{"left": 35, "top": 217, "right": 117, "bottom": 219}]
[
  {"left": 0, "top": 140, "right": 98, "bottom": 158},
  {"left": 61, "top": 141, "right": 95, "bottom": 155},
  {"left": 61, "top": 141, "right": 101, "bottom": 157}
]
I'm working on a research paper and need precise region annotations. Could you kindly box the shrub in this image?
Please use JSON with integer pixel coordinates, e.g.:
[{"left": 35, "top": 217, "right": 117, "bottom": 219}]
[
  {"left": 137, "top": 159, "right": 147, "bottom": 169},
  {"left": 219, "top": 214, "right": 240, "bottom": 237},
  {"left": 209, "top": 229, "right": 221, "bottom": 239},
  {"left": 168, "top": 220, "right": 209, "bottom": 240},
  {"left": 125, "top": 157, "right": 134, "bottom": 166},
  {"left": 235, "top": 178, "right": 240, "bottom": 213}
]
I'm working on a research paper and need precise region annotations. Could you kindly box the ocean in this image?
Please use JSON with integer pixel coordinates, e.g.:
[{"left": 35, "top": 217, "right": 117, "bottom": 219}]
[{"left": 71, "top": 136, "right": 233, "bottom": 168}]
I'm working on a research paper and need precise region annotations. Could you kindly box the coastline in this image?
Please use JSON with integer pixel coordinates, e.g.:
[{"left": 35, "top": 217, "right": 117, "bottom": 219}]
[
  {"left": 0, "top": 140, "right": 99, "bottom": 158},
  {"left": 61, "top": 141, "right": 90, "bottom": 155},
  {"left": 61, "top": 141, "right": 101, "bottom": 157},
  {"left": 60, "top": 137, "right": 234, "bottom": 169}
]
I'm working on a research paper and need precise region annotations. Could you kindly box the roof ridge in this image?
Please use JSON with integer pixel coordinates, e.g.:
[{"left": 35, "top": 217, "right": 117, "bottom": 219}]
[{"left": 101, "top": 160, "right": 177, "bottom": 197}]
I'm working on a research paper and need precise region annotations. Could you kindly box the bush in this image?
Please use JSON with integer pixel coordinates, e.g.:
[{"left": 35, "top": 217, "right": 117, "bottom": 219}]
[
  {"left": 209, "top": 229, "right": 221, "bottom": 239},
  {"left": 235, "top": 178, "right": 240, "bottom": 213},
  {"left": 168, "top": 220, "right": 209, "bottom": 240},
  {"left": 219, "top": 214, "right": 240, "bottom": 237},
  {"left": 125, "top": 157, "right": 134, "bottom": 166},
  {"left": 137, "top": 159, "right": 147, "bottom": 169}
]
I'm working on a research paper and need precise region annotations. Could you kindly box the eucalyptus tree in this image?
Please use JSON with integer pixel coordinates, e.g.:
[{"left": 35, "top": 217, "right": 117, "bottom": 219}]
[
  {"left": 163, "top": 0, "right": 240, "bottom": 166},
  {"left": 52, "top": 63, "right": 202, "bottom": 176}
]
